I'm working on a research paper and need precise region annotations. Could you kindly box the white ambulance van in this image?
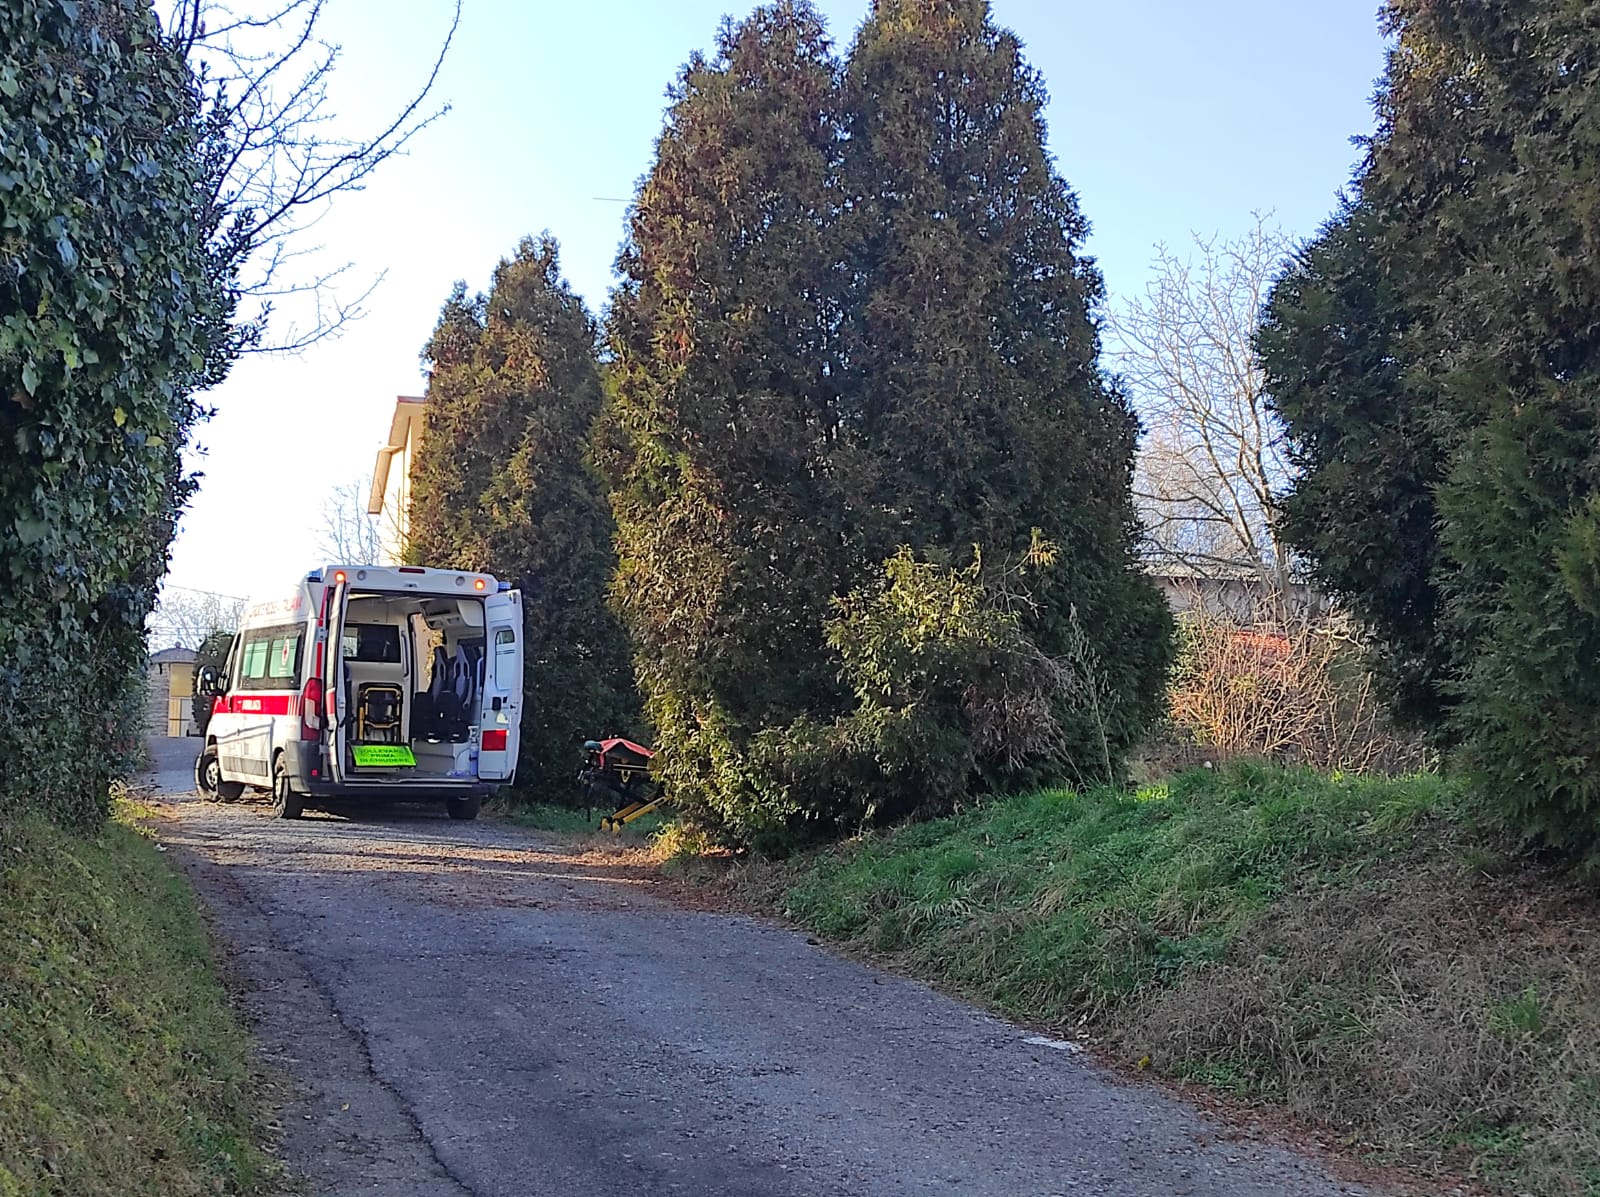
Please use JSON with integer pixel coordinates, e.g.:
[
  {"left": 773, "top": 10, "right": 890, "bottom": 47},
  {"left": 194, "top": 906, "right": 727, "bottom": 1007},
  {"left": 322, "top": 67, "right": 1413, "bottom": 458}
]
[{"left": 194, "top": 565, "right": 523, "bottom": 820}]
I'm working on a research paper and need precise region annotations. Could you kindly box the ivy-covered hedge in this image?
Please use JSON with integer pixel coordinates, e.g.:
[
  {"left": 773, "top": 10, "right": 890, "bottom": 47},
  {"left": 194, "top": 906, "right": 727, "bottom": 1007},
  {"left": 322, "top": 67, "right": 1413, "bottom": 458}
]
[{"left": 0, "top": 0, "right": 236, "bottom": 826}]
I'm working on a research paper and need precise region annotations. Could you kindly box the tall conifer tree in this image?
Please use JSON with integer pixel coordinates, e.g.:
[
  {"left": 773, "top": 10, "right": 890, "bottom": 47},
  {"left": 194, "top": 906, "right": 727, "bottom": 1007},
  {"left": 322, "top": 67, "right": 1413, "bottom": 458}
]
[
  {"left": 1260, "top": 203, "right": 1447, "bottom": 727},
  {"left": 840, "top": 0, "right": 1171, "bottom": 767},
  {"left": 1265, "top": 0, "right": 1600, "bottom": 853},
  {"left": 411, "top": 236, "right": 637, "bottom": 799},
  {"left": 606, "top": 1, "right": 1171, "bottom": 838},
  {"left": 602, "top": 2, "right": 852, "bottom": 831}
]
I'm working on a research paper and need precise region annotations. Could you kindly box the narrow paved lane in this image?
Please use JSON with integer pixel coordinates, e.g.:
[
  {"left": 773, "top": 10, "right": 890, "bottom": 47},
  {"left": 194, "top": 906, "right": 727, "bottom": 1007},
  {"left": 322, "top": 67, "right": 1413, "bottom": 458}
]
[{"left": 144, "top": 738, "right": 1378, "bottom": 1197}]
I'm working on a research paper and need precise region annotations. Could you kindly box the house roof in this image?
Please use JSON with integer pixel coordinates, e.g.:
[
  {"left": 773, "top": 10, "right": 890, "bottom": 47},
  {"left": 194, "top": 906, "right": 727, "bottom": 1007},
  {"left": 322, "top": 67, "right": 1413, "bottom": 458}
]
[
  {"left": 368, "top": 395, "right": 425, "bottom": 515},
  {"left": 150, "top": 646, "right": 197, "bottom": 665}
]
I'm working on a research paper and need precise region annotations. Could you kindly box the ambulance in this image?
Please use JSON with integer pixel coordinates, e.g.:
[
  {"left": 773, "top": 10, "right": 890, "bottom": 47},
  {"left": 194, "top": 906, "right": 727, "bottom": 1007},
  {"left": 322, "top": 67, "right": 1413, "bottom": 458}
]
[{"left": 194, "top": 564, "right": 523, "bottom": 820}]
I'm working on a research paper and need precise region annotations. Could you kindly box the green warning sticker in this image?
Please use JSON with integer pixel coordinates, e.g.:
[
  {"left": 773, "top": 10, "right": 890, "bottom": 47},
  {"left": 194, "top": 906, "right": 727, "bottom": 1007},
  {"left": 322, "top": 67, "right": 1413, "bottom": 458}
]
[{"left": 352, "top": 744, "right": 416, "bottom": 768}]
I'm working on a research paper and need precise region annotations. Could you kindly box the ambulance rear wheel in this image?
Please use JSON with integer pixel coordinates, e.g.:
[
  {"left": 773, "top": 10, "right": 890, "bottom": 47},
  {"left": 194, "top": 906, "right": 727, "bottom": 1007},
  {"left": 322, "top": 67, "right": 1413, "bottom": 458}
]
[
  {"left": 446, "top": 795, "right": 481, "bottom": 821},
  {"left": 271, "top": 754, "right": 304, "bottom": 820},
  {"left": 198, "top": 747, "right": 244, "bottom": 802}
]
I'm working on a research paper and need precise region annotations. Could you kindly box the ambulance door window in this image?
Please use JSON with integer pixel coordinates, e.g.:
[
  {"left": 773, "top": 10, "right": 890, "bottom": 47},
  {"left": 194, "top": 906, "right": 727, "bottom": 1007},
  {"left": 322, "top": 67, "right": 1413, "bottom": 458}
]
[{"left": 235, "top": 625, "right": 303, "bottom": 691}]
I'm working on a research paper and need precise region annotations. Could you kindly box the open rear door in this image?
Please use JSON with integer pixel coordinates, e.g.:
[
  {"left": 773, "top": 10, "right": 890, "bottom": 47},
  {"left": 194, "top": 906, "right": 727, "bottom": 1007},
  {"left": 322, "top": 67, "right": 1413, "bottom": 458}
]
[
  {"left": 478, "top": 589, "right": 522, "bottom": 782},
  {"left": 322, "top": 575, "right": 349, "bottom": 784}
]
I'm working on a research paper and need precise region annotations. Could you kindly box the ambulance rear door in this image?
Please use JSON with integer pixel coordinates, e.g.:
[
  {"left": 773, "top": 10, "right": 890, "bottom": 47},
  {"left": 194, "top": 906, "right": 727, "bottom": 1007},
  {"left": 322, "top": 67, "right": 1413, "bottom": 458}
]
[{"left": 477, "top": 589, "right": 522, "bottom": 782}]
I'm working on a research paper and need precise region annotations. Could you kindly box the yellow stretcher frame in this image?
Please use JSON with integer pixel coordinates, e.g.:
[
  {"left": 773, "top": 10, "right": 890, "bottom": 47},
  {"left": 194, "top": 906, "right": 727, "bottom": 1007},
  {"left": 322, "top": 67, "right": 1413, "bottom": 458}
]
[{"left": 600, "top": 796, "right": 662, "bottom": 833}]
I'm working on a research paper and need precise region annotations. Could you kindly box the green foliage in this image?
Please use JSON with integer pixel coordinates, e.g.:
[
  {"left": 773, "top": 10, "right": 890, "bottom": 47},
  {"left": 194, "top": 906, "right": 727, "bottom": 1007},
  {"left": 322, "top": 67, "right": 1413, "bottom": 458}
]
[
  {"left": 0, "top": 808, "right": 275, "bottom": 1195},
  {"left": 1259, "top": 205, "right": 1446, "bottom": 728},
  {"left": 777, "top": 761, "right": 1458, "bottom": 1020},
  {"left": 1263, "top": 0, "right": 1600, "bottom": 856},
  {"left": 1488, "top": 985, "right": 1546, "bottom": 1040},
  {"left": 840, "top": 0, "right": 1171, "bottom": 777},
  {"left": 600, "top": 1, "right": 855, "bottom": 837},
  {"left": 747, "top": 542, "right": 1104, "bottom": 841},
  {"left": 603, "top": 0, "right": 1171, "bottom": 844},
  {"left": 0, "top": 0, "right": 238, "bottom": 827},
  {"left": 409, "top": 236, "right": 638, "bottom": 801}
]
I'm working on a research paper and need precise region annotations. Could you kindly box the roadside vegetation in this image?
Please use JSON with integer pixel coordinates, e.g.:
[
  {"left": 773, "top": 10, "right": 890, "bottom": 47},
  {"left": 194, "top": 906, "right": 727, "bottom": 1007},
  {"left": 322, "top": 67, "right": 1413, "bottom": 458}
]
[
  {"left": 0, "top": 801, "right": 276, "bottom": 1197},
  {"left": 735, "top": 763, "right": 1599, "bottom": 1196},
  {"left": 508, "top": 801, "right": 667, "bottom": 842},
  {"left": 11, "top": 1, "right": 1600, "bottom": 1194},
  {"left": 0, "top": 9, "right": 441, "bottom": 1187}
]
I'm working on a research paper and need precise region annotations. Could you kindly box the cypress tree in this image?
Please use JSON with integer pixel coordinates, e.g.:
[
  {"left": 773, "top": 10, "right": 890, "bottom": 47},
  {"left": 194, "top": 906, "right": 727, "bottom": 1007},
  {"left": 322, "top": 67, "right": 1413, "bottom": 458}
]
[
  {"left": 607, "top": 0, "right": 1172, "bottom": 840},
  {"left": 1259, "top": 202, "right": 1448, "bottom": 727},
  {"left": 840, "top": 0, "right": 1172, "bottom": 771},
  {"left": 602, "top": 2, "right": 852, "bottom": 835},
  {"left": 1265, "top": 0, "right": 1600, "bottom": 853},
  {"left": 410, "top": 236, "right": 637, "bottom": 800}
]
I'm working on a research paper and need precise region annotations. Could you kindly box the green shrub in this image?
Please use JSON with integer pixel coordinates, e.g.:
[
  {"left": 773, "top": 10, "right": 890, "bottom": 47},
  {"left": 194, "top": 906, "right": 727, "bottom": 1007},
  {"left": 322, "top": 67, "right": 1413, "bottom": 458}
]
[{"left": 743, "top": 543, "right": 1115, "bottom": 845}]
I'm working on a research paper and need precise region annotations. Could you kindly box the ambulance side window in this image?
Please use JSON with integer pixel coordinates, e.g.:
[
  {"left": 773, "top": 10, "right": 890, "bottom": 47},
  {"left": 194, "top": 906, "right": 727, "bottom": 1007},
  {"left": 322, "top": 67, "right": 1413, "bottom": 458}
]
[
  {"left": 240, "top": 639, "right": 270, "bottom": 683},
  {"left": 235, "top": 624, "right": 303, "bottom": 691}
]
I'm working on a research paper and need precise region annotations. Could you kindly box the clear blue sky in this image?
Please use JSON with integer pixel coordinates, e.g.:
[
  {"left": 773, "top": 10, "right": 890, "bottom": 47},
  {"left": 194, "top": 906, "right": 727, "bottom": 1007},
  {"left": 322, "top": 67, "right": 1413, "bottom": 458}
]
[{"left": 160, "top": 0, "right": 1387, "bottom": 618}]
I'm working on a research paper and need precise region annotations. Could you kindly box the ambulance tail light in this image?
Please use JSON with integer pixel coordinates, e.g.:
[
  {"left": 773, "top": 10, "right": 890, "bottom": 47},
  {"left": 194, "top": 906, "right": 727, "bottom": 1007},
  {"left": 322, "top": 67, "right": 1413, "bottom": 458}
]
[{"left": 301, "top": 676, "right": 323, "bottom": 738}]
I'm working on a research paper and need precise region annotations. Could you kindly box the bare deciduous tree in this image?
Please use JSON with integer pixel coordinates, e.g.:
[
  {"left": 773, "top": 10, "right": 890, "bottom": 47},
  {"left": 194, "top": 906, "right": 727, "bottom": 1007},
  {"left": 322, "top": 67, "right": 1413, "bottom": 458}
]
[
  {"left": 148, "top": 586, "right": 248, "bottom": 649},
  {"left": 163, "top": 0, "right": 461, "bottom": 353},
  {"left": 1110, "top": 215, "right": 1297, "bottom": 609},
  {"left": 315, "top": 478, "right": 385, "bottom": 564}
]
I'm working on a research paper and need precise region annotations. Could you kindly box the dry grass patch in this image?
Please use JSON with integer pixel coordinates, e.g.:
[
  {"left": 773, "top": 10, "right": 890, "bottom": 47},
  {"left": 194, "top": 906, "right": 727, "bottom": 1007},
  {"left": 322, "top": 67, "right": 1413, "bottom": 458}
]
[{"left": 1115, "top": 853, "right": 1600, "bottom": 1195}]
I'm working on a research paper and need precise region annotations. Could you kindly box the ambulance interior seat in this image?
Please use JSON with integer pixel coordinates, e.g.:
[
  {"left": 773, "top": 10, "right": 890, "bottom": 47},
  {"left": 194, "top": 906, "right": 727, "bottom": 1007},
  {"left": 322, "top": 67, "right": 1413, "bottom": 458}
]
[
  {"left": 412, "top": 645, "right": 453, "bottom": 743},
  {"left": 452, "top": 644, "right": 475, "bottom": 711},
  {"left": 413, "top": 641, "right": 482, "bottom": 744}
]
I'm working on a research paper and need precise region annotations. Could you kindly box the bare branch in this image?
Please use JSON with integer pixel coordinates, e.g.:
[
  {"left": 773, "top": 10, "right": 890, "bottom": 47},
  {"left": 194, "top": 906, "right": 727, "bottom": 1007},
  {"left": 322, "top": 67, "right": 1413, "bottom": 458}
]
[
  {"left": 314, "top": 479, "right": 385, "bottom": 564},
  {"left": 1110, "top": 213, "right": 1299, "bottom": 609},
  {"left": 162, "top": 0, "right": 461, "bottom": 353},
  {"left": 148, "top": 585, "right": 249, "bottom": 649}
]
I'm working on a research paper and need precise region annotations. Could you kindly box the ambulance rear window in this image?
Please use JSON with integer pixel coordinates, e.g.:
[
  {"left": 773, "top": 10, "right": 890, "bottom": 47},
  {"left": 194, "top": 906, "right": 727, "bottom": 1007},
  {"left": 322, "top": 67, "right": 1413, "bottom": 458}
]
[{"left": 342, "top": 624, "right": 402, "bottom": 664}]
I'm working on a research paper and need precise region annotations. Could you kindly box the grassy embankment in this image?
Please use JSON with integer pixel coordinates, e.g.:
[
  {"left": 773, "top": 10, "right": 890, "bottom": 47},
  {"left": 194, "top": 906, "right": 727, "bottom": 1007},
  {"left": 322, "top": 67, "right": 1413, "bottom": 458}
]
[
  {"left": 0, "top": 801, "right": 276, "bottom": 1197},
  {"left": 736, "top": 762, "right": 1599, "bottom": 1196}
]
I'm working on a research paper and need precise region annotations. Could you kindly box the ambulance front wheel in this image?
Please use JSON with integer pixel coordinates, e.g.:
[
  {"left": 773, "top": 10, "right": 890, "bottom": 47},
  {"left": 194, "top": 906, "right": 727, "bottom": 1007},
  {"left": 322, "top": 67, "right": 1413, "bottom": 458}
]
[
  {"left": 271, "top": 754, "right": 304, "bottom": 820},
  {"left": 197, "top": 746, "right": 244, "bottom": 802},
  {"left": 446, "top": 794, "right": 481, "bottom": 821}
]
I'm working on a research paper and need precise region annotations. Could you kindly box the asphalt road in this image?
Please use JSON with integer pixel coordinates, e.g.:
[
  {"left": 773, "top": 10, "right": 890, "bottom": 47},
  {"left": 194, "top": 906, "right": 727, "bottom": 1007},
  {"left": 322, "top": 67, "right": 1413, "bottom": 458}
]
[{"left": 143, "top": 737, "right": 1381, "bottom": 1197}]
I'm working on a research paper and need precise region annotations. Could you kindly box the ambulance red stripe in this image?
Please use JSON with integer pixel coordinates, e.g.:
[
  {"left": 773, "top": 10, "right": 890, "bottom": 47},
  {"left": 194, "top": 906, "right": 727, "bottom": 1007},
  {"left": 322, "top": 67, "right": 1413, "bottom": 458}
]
[{"left": 215, "top": 694, "right": 297, "bottom": 716}]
